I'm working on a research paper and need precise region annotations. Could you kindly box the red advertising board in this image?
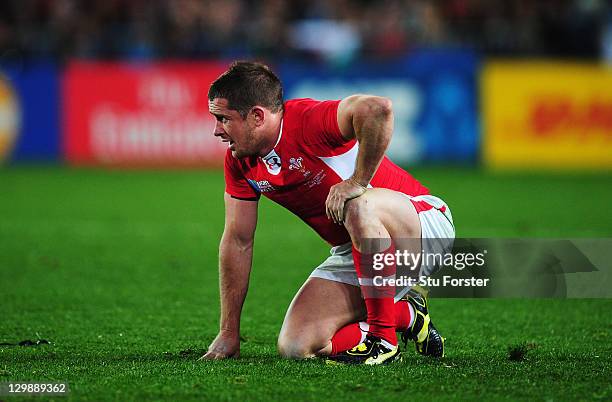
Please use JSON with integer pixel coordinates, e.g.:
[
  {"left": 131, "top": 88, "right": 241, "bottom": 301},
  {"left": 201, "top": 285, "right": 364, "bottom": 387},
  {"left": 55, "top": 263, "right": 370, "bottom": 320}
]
[{"left": 64, "top": 62, "right": 228, "bottom": 167}]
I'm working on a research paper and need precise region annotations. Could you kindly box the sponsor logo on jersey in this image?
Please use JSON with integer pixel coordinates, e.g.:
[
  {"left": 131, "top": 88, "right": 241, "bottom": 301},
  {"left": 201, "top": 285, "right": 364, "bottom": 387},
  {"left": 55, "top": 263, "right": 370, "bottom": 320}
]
[
  {"left": 262, "top": 149, "right": 282, "bottom": 175},
  {"left": 0, "top": 74, "right": 20, "bottom": 162},
  {"left": 247, "top": 179, "right": 275, "bottom": 193},
  {"left": 256, "top": 180, "right": 275, "bottom": 192}
]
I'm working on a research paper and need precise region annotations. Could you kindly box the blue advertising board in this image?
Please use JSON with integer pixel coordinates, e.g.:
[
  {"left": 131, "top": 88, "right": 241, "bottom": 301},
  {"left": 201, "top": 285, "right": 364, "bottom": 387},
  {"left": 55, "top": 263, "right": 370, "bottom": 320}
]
[
  {"left": 0, "top": 62, "right": 60, "bottom": 162},
  {"left": 278, "top": 49, "right": 480, "bottom": 164}
]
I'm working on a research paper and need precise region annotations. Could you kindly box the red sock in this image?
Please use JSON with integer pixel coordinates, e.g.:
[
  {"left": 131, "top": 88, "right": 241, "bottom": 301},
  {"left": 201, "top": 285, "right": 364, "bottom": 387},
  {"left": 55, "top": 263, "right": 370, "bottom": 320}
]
[
  {"left": 353, "top": 244, "right": 397, "bottom": 345},
  {"left": 330, "top": 322, "right": 368, "bottom": 355},
  {"left": 394, "top": 299, "right": 412, "bottom": 332},
  {"left": 330, "top": 301, "right": 411, "bottom": 355}
]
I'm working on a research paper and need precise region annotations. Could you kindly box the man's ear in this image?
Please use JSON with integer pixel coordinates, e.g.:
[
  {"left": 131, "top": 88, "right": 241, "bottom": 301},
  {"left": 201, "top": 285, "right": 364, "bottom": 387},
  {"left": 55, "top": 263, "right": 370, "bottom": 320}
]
[{"left": 250, "top": 107, "right": 265, "bottom": 126}]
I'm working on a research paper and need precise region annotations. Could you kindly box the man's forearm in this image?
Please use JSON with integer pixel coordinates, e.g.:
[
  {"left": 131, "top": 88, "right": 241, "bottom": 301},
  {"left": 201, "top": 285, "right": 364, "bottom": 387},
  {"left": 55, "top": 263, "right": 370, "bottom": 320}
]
[
  {"left": 218, "top": 233, "right": 253, "bottom": 334},
  {"left": 350, "top": 98, "right": 393, "bottom": 186}
]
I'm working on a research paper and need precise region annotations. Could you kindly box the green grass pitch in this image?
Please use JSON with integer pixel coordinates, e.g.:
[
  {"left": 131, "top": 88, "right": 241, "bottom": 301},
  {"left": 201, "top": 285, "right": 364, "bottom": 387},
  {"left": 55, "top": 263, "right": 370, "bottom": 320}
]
[{"left": 1, "top": 166, "right": 611, "bottom": 401}]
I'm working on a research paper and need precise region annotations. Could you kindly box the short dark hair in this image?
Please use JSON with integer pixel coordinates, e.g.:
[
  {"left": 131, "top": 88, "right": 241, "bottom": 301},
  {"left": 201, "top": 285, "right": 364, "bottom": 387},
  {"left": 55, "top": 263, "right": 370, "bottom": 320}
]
[{"left": 208, "top": 61, "right": 283, "bottom": 117}]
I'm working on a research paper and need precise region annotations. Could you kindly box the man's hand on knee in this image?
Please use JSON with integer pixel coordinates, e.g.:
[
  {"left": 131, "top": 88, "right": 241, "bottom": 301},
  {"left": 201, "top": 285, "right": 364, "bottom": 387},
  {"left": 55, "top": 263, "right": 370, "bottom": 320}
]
[
  {"left": 325, "top": 178, "right": 367, "bottom": 224},
  {"left": 200, "top": 329, "right": 240, "bottom": 360}
]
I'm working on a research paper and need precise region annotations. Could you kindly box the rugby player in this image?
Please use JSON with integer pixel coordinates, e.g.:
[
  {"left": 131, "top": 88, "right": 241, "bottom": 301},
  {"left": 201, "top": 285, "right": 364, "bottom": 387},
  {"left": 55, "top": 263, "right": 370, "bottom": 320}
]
[{"left": 201, "top": 61, "right": 455, "bottom": 365}]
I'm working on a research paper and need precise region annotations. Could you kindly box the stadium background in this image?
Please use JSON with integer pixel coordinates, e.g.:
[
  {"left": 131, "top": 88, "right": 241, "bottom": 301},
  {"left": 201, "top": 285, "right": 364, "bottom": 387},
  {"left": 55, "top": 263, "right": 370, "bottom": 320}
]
[{"left": 1, "top": 0, "right": 611, "bottom": 400}]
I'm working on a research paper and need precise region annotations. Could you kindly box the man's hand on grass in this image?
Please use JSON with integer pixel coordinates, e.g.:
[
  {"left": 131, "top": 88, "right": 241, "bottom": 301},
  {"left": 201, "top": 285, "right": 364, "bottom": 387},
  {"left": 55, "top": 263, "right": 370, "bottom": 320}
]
[{"left": 200, "top": 329, "right": 240, "bottom": 360}]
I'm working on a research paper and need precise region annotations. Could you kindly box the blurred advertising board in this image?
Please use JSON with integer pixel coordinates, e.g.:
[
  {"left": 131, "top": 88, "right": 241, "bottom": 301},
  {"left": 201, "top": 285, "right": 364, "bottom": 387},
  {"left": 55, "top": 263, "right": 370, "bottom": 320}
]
[
  {"left": 64, "top": 62, "right": 228, "bottom": 167},
  {"left": 0, "top": 63, "right": 60, "bottom": 162},
  {"left": 279, "top": 50, "right": 480, "bottom": 164},
  {"left": 483, "top": 62, "right": 612, "bottom": 170}
]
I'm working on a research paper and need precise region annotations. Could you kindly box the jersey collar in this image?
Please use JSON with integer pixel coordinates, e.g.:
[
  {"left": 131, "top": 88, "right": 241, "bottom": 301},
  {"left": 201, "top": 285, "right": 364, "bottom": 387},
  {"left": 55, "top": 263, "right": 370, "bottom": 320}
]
[{"left": 261, "top": 119, "right": 283, "bottom": 160}]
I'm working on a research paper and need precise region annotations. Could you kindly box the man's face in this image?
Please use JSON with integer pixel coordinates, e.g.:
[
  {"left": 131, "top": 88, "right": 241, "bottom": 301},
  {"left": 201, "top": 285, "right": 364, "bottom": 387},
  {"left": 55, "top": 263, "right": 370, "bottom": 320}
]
[{"left": 208, "top": 97, "right": 257, "bottom": 158}]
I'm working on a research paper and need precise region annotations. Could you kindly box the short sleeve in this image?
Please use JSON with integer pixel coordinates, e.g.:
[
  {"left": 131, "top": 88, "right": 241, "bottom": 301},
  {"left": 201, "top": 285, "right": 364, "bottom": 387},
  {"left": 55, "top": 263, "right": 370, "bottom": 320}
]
[
  {"left": 224, "top": 150, "right": 260, "bottom": 201},
  {"left": 300, "top": 99, "right": 346, "bottom": 147}
]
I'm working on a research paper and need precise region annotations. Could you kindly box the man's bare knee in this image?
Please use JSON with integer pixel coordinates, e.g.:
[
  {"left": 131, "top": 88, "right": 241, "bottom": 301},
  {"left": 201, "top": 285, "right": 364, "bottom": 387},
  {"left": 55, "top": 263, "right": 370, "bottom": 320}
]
[
  {"left": 344, "top": 194, "right": 376, "bottom": 236},
  {"left": 344, "top": 193, "right": 372, "bottom": 224},
  {"left": 277, "top": 277, "right": 366, "bottom": 359},
  {"left": 277, "top": 335, "right": 321, "bottom": 359},
  {"left": 344, "top": 194, "right": 389, "bottom": 250}
]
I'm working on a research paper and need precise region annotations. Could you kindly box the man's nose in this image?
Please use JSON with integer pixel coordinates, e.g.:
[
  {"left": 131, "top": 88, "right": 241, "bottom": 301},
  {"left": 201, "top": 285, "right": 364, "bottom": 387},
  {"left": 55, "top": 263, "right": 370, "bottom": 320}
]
[{"left": 213, "top": 121, "right": 225, "bottom": 136}]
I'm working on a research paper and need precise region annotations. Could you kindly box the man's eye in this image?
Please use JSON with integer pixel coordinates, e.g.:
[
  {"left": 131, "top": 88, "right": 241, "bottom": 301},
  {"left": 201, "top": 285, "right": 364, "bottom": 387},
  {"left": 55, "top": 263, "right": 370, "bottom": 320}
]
[{"left": 222, "top": 117, "right": 229, "bottom": 123}]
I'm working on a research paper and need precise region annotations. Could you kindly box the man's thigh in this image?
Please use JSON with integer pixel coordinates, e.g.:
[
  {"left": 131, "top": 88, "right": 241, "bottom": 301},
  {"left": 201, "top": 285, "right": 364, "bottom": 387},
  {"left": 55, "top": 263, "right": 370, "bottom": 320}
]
[{"left": 278, "top": 277, "right": 366, "bottom": 357}]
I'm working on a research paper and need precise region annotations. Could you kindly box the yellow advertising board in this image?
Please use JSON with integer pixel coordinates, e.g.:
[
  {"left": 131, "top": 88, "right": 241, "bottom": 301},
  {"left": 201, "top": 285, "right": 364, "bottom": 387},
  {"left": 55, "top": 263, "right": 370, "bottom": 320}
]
[{"left": 482, "top": 62, "right": 612, "bottom": 170}]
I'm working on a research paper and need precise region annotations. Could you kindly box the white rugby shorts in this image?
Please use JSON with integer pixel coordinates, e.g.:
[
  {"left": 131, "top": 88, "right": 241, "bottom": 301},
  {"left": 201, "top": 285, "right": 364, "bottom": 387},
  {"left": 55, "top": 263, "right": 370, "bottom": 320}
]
[{"left": 309, "top": 194, "right": 455, "bottom": 301}]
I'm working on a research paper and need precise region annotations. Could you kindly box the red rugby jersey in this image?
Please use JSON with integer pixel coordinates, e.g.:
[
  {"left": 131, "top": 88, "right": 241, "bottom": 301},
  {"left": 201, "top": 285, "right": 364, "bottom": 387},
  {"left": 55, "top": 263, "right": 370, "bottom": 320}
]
[{"left": 224, "top": 98, "right": 429, "bottom": 245}]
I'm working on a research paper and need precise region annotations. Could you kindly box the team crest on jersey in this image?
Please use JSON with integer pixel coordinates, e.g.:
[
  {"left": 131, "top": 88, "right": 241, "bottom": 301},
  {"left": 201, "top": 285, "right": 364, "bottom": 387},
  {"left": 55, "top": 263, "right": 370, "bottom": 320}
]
[
  {"left": 289, "top": 157, "right": 311, "bottom": 177},
  {"left": 289, "top": 157, "right": 304, "bottom": 171},
  {"left": 262, "top": 150, "right": 282, "bottom": 175}
]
